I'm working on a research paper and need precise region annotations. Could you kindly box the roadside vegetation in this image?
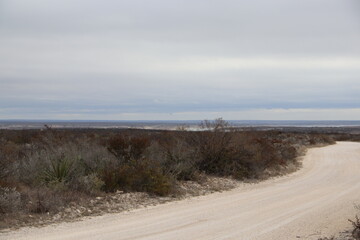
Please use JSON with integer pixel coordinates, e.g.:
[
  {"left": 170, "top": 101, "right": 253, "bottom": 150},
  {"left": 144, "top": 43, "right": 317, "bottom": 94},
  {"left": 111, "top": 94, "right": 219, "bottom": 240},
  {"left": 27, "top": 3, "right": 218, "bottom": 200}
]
[{"left": 0, "top": 119, "right": 336, "bottom": 229}]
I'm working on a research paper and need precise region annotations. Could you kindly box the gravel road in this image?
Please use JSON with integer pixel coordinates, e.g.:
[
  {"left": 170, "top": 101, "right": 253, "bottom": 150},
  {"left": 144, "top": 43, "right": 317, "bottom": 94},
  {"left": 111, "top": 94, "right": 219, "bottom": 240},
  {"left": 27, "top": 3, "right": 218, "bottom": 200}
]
[{"left": 2, "top": 142, "right": 360, "bottom": 240}]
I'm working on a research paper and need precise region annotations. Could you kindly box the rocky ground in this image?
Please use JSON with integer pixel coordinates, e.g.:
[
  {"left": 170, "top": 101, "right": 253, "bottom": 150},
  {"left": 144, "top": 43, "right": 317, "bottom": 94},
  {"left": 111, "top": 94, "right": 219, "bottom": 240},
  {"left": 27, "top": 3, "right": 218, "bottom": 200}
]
[
  {"left": 318, "top": 230, "right": 354, "bottom": 240},
  {"left": 0, "top": 175, "right": 239, "bottom": 231}
]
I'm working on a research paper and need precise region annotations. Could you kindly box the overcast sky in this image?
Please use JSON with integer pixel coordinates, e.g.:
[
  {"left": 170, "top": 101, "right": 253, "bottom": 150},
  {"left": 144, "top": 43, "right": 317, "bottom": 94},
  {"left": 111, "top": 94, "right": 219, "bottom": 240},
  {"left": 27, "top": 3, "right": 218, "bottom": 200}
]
[{"left": 1, "top": 0, "right": 360, "bottom": 120}]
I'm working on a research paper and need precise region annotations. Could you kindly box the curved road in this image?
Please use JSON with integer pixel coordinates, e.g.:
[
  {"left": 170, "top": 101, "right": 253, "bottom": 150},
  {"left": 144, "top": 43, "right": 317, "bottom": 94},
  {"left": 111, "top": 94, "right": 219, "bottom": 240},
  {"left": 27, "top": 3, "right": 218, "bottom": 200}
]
[{"left": 2, "top": 142, "right": 360, "bottom": 240}]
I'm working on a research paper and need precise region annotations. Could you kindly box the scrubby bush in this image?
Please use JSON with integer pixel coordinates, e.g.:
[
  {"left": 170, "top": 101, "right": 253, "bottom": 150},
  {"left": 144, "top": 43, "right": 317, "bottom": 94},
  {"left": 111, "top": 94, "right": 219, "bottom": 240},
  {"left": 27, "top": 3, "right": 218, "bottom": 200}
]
[
  {"left": 0, "top": 187, "right": 21, "bottom": 213},
  {"left": 187, "top": 119, "right": 242, "bottom": 176},
  {"left": 0, "top": 121, "right": 337, "bottom": 221},
  {"left": 21, "top": 187, "right": 84, "bottom": 214},
  {"left": 18, "top": 137, "right": 115, "bottom": 192},
  {"left": 349, "top": 215, "right": 360, "bottom": 240},
  {"left": 42, "top": 158, "right": 74, "bottom": 184},
  {"left": 26, "top": 188, "right": 61, "bottom": 213},
  {"left": 333, "top": 133, "right": 360, "bottom": 142},
  {"left": 107, "top": 135, "right": 150, "bottom": 163},
  {"left": 154, "top": 134, "right": 199, "bottom": 180},
  {"left": 185, "top": 119, "right": 280, "bottom": 179},
  {"left": 101, "top": 160, "right": 172, "bottom": 196},
  {"left": 103, "top": 135, "right": 173, "bottom": 195},
  {"left": 0, "top": 141, "right": 20, "bottom": 183},
  {"left": 73, "top": 173, "right": 104, "bottom": 195}
]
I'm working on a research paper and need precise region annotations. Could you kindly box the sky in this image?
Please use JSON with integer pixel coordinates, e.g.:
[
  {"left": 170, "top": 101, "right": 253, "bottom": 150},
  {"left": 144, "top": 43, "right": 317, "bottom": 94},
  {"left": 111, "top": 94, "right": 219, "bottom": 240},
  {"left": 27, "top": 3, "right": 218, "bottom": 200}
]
[{"left": 1, "top": 0, "right": 360, "bottom": 120}]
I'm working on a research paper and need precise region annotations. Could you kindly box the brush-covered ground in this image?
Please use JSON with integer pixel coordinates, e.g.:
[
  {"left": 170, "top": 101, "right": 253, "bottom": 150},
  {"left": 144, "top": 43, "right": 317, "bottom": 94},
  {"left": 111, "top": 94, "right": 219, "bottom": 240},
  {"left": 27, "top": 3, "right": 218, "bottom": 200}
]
[{"left": 0, "top": 119, "right": 336, "bottom": 230}]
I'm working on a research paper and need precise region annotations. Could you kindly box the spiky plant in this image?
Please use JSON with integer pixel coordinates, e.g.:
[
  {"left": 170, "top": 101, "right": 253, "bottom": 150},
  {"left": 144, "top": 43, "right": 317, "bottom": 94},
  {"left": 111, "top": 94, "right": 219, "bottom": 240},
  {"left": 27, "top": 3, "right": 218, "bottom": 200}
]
[{"left": 42, "top": 158, "right": 73, "bottom": 183}]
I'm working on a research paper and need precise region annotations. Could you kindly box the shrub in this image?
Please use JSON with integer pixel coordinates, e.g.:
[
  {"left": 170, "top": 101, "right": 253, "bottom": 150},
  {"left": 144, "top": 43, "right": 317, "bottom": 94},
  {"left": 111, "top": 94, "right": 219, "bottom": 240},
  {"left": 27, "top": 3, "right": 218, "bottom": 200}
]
[
  {"left": 104, "top": 134, "right": 173, "bottom": 195},
  {"left": 27, "top": 188, "right": 58, "bottom": 213},
  {"left": 101, "top": 159, "right": 172, "bottom": 196},
  {"left": 74, "top": 142, "right": 116, "bottom": 176},
  {"left": 22, "top": 187, "right": 84, "bottom": 214},
  {"left": 42, "top": 158, "right": 74, "bottom": 184},
  {"left": 74, "top": 173, "right": 104, "bottom": 195},
  {"left": 187, "top": 119, "right": 252, "bottom": 179},
  {"left": 0, "top": 141, "right": 20, "bottom": 182},
  {"left": 188, "top": 119, "right": 233, "bottom": 173},
  {"left": 309, "top": 134, "right": 335, "bottom": 145},
  {"left": 154, "top": 135, "right": 199, "bottom": 181},
  {"left": 349, "top": 215, "right": 360, "bottom": 240},
  {"left": 20, "top": 139, "right": 115, "bottom": 192},
  {"left": 107, "top": 135, "right": 150, "bottom": 163},
  {"left": 0, "top": 187, "right": 21, "bottom": 213},
  {"left": 0, "top": 125, "right": 338, "bottom": 221}
]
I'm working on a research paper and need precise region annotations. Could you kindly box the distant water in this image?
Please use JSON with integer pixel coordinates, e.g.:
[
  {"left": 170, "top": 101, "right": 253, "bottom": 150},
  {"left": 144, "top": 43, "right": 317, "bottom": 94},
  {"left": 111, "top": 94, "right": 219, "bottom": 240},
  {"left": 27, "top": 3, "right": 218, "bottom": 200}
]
[{"left": 0, "top": 120, "right": 360, "bottom": 130}]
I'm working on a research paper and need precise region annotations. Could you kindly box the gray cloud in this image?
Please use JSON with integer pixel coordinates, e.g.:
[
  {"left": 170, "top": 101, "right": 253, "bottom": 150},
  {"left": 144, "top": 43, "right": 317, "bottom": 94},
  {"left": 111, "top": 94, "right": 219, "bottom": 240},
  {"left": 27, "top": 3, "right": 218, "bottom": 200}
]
[{"left": 0, "top": 0, "right": 360, "bottom": 120}]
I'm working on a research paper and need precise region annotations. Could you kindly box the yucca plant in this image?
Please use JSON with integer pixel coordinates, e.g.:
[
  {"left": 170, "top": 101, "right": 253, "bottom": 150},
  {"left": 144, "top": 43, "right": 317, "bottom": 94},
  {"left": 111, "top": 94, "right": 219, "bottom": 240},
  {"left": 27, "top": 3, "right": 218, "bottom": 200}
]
[{"left": 42, "top": 158, "right": 74, "bottom": 183}]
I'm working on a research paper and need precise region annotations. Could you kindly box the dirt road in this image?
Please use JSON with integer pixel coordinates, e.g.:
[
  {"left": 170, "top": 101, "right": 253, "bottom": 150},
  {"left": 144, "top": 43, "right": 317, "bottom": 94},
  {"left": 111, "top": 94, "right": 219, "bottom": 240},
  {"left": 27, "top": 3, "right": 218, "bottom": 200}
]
[{"left": 2, "top": 142, "right": 360, "bottom": 240}]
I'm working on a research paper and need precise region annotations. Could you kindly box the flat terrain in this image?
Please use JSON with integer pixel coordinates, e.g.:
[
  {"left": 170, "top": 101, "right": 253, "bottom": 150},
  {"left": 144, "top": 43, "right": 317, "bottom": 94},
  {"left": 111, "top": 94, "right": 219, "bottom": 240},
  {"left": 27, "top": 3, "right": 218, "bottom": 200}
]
[{"left": 2, "top": 142, "right": 360, "bottom": 240}]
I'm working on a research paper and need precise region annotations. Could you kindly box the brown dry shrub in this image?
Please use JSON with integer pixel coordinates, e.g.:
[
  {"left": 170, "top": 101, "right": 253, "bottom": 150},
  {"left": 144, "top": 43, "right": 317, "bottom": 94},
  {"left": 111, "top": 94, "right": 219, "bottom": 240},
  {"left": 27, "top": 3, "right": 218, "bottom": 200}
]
[
  {"left": 0, "top": 141, "right": 21, "bottom": 182},
  {"left": 154, "top": 133, "right": 199, "bottom": 181},
  {"left": 107, "top": 135, "right": 150, "bottom": 163},
  {"left": 101, "top": 159, "right": 173, "bottom": 196},
  {"left": 349, "top": 215, "right": 360, "bottom": 240},
  {"left": 0, "top": 187, "right": 21, "bottom": 214},
  {"left": 21, "top": 187, "right": 85, "bottom": 214},
  {"left": 187, "top": 119, "right": 245, "bottom": 177}
]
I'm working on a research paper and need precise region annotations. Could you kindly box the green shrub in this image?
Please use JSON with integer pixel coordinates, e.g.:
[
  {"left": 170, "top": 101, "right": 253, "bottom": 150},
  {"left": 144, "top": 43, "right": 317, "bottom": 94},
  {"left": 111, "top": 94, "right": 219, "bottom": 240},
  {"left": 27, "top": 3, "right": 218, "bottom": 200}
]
[{"left": 41, "top": 158, "right": 74, "bottom": 184}]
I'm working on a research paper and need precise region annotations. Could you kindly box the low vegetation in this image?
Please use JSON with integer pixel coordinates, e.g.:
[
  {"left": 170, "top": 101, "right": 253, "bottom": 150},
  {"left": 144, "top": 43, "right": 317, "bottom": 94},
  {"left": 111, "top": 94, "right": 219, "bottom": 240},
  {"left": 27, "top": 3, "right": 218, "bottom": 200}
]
[
  {"left": 0, "top": 119, "right": 336, "bottom": 229},
  {"left": 349, "top": 215, "right": 360, "bottom": 239}
]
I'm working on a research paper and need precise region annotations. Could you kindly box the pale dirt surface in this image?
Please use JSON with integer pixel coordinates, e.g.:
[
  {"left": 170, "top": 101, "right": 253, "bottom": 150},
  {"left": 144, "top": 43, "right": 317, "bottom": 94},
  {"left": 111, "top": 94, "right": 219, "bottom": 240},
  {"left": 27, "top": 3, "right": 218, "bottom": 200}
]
[{"left": 1, "top": 142, "right": 360, "bottom": 240}]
